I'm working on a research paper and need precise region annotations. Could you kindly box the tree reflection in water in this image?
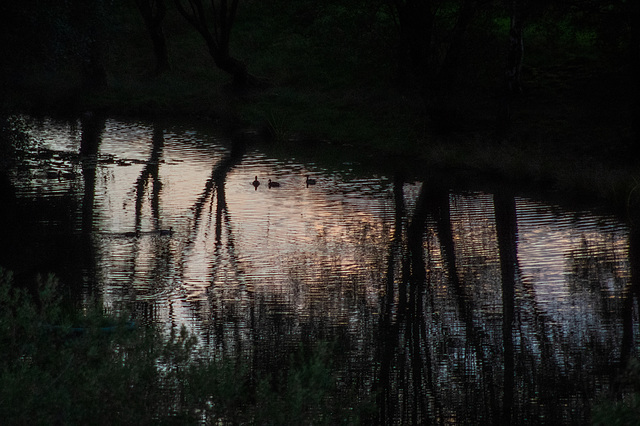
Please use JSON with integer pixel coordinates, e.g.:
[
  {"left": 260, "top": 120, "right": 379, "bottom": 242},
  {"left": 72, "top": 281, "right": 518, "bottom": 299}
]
[{"left": 5, "top": 116, "right": 637, "bottom": 424}]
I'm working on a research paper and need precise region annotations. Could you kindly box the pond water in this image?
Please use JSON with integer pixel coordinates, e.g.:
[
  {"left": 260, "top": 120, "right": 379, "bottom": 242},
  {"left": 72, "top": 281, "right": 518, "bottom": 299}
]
[{"left": 1, "top": 114, "right": 638, "bottom": 424}]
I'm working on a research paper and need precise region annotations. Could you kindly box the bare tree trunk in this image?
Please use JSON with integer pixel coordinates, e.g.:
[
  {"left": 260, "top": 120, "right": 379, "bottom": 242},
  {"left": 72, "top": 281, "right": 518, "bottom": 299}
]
[
  {"left": 499, "top": 0, "right": 526, "bottom": 133},
  {"left": 73, "top": 1, "right": 109, "bottom": 91},
  {"left": 506, "top": 0, "right": 524, "bottom": 95},
  {"left": 394, "top": 0, "right": 435, "bottom": 89},
  {"left": 629, "top": 1, "right": 640, "bottom": 158},
  {"left": 374, "top": 172, "right": 406, "bottom": 424},
  {"left": 390, "top": 0, "right": 485, "bottom": 128},
  {"left": 209, "top": 46, "right": 251, "bottom": 88},
  {"left": 174, "top": 0, "right": 266, "bottom": 89},
  {"left": 81, "top": 34, "right": 108, "bottom": 91},
  {"left": 437, "top": 0, "right": 482, "bottom": 90},
  {"left": 135, "top": 0, "right": 171, "bottom": 75}
]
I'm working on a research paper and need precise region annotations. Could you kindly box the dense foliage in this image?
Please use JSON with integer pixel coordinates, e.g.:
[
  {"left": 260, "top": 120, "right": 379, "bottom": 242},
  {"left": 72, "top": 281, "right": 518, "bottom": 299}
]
[
  {"left": 1, "top": 1, "right": 636, "bottom": 122},
  {"left": 1, "top": 3, "right": 639, "bottom": 423},
  {"left": 0, "top": 268, "right": 368, "bottom": 424}
]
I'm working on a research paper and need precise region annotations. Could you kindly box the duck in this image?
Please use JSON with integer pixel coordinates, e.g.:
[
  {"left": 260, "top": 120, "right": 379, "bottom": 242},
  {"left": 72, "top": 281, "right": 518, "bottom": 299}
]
[
  {"left": 305, "top": 175, "right": 316, "bottom": 186},
  {"left": 252, "top": 176, "right": 260, "bottom": 190},
  {"left": 268, "top": 179, "right": 280, "bottom": 188}
]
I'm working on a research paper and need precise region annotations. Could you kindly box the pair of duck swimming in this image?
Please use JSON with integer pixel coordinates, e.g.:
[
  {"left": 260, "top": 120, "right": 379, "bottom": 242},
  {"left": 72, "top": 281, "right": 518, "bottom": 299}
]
[{"left": 252, "top": 175, "right": 316, "bottom": 189}]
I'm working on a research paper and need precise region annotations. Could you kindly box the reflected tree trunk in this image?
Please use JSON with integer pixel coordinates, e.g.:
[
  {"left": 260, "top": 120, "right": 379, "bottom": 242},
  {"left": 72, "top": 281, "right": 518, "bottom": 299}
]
[
  {"left": 214, "top": 175, "right": 225, "bottom": 244},
  {"left": 79, "top": 113, "right": 103, "bottom": 158},
  {"left": 135, "top": 122, "right": 165, "bottom": 232},
  {"left": 431, "top": 190, "right": 458, "bottom": 290},
  {"left": 79, "top": 113, "right": 105, "bottom": 297},
  {"left": 0, "top": 168, "right": 17, "bottom": 271},
  {"left": 80, "top": 113, "right": 104, "bottom": 234},
  {"left": 430, "top": 188, "right": 498, "bottom": 421},
  {"left": 621, "top": 225, "right": 640, "bottom": 367},
  {"left": 494, "top": 192, "right": 519, "bottom": 425},
  {"left": 383, "top": 173, "right": 406, "bottom": 321},
  {"left": 151, "top": 125, "right": 164, "bottom": 221},
  {"left": 119, "top": 123, "right": 166, "bottom": 311},
  {"left": 375, "top": 179, "right": 446, "bottom": 424},
  {"left": 179, "top": 136, "right": 247, "bottom": 353},
  {"left": 191, "top": 136, "right": 246, "bottom": 239},
  {"left": 431, "top": 189, "right": 475, "bottom": 328},
  {"left": 211, "top": 136, "right": 244, "bottom": 243},
  {"left": 375, "top": 178, "right": 433, "bottom": 424},
  {"left": 405, "top": 179, "right": 430, "bottom": 322},
  {"left": 210, "top": 139, "right": 249, "bottom": 357},
  {"left": 375, "top": 173, "right": 405, "bottom": 424},
  {"left": 130, "top": 123, "right": 170, "bottom": 293},
  {"left": 405, "top": 181, "right": 431, "bottom": 424}
]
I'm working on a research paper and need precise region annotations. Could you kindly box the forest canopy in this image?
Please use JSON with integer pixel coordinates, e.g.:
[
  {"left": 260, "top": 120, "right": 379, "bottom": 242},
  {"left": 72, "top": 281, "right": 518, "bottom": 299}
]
[{"left": 0, "top": 0, "right": 637, "bottom": 152}]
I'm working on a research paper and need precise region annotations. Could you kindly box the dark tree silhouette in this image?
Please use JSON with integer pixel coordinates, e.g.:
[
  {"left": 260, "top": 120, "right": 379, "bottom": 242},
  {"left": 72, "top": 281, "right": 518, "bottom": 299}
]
[
  {"left": 173, "top": 0, "right": 264, "bottom": 89},
  {"left": 135, "top": 0, "right": 171, "bottom": 75},
  {"left": 499, "top": 0, "right": 526, "bottom": 132},
  {"left": 388, "top": 0, "right": 488, "bottom": 120},
  {"left": 500, "top": 0, "right": 554, "bottom": 129},
  {"left": 70, "top": 0, "right": 111, "bottom": 91},
  {"left": 505, "top": 0, "right": 525, "bottom": 96},
  {"left": 630, "top": 0, "right": 640, "bottom": 156}
]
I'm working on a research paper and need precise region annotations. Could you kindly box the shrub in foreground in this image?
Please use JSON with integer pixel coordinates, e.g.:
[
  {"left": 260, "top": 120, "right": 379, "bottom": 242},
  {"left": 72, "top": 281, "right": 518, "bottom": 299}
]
[{"left": 0, "top": 268, "right": 366, "bottom": 424}]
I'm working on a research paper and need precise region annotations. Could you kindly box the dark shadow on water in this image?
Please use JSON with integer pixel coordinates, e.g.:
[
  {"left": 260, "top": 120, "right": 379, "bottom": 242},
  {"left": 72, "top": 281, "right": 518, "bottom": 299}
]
[
  {"left": 79, "top": 113, "right": 105, "bottom": 300},
  {"left": 494, "top": 191, "right": 518, "bottom": 425},
  {"left": 1, "top": 116, "right": 637, "bottom": 424}
]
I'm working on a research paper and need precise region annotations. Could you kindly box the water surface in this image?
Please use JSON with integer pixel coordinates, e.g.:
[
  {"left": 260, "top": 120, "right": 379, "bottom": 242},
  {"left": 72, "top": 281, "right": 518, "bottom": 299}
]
[{"left": 3, "top": 115, "right": 637, "bottom": 424}]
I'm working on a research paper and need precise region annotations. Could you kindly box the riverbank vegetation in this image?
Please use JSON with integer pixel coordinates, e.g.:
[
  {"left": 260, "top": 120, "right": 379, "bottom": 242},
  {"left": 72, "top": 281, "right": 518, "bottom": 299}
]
[
  {"left": 2, "top": 2, "right": 640, "bottom": 423},
  {"left": 0, "top": 268, "right": 368, "bottom": 424}
]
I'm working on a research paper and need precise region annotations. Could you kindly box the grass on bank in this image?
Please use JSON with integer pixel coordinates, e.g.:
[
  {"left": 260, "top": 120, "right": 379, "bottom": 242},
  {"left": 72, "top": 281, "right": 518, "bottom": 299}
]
[
  {"left": 592, "top": 359, "right": 640, "bottom": 426},
  {"left": 0, "top": 267, "right": 368, "bottom": 425}
]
